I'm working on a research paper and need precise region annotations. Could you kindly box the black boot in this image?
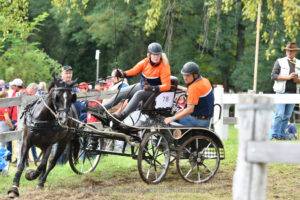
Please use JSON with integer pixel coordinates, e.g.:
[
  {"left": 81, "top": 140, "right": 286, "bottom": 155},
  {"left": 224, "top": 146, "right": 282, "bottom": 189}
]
[{"left": 110, "top": 113, "right": 127, "bottom": 131}]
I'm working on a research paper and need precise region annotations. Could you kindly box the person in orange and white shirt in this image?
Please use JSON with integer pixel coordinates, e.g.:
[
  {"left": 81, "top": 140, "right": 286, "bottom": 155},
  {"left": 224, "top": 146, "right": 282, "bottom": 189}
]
[
  {"left": 101, "top": 42, "right": 171, "bottom": 121},
  {"left": 164, "top": 62, "right": 214, "bottom": 128}
]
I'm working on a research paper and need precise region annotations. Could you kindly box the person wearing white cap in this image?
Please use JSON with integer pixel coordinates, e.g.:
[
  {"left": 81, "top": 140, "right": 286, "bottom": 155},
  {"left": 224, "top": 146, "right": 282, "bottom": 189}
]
[
  {"left": 7, "top": 78, "right": 25, "bottom": 165},
  {"left": 9, "top": 78, "right": 23, "bottom": 88}
]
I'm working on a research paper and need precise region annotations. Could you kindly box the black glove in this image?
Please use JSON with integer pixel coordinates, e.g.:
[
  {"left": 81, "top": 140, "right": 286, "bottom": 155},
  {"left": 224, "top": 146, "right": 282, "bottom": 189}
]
[{"left": 144, "top": 85, "right": 159, "bottom": 92}]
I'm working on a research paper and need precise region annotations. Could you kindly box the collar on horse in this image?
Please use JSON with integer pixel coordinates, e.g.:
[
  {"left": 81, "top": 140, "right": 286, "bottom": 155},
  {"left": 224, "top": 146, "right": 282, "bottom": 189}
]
[{"left": 23, "top": 94, "right": 72, "bottom": 131}]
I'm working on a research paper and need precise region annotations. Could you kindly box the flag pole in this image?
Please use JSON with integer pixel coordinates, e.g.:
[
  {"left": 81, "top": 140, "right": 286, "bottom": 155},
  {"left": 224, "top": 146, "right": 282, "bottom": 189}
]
[{"left": 253, "top": 0, "right": 262, "bottom": 93}]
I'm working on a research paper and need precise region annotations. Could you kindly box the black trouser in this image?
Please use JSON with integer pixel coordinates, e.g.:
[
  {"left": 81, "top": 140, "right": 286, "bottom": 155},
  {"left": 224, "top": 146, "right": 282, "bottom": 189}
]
[{"left": 102, "top": 83, "right": 155, "bottom": 119}]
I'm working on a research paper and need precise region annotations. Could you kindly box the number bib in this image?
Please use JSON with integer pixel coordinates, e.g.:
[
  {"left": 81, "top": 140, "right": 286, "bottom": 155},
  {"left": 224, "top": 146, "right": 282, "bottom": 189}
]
[{"left": 155, "top": 92, "right": 175, "bottom": 109}]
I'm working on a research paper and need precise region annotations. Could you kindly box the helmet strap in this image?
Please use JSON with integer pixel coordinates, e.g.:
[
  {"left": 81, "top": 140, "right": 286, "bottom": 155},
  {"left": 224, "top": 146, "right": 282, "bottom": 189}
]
[
  {"left": 186, "top": 74, "right": 200, "bottom": 86},
  {"left": 149, "top": 56, "right": 162, "bottom": 67}
]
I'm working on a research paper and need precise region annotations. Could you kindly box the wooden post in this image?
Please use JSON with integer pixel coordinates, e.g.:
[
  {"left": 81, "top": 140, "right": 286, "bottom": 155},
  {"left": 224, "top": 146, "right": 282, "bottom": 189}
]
[
  {"left": 253, "top": 0, "right": 262, "bottom": 92},
  {"left": 222, "top": 104, "right": 230, "bottom": 139},
  {"left": 16, "top": 95, "right": 25, "bottom": 166},
  {"left": 213, "top": 85, "right": 226, "bottom": 140},
  {"left": 233, "top": 94, "right": 273, "bottom": 200}
]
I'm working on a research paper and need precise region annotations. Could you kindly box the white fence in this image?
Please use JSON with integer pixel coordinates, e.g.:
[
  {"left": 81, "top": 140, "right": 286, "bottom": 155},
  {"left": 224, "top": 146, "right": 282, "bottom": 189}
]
[
  {"left": 0, "top": 90, "right": 115, "bottom": 143},
  {"left": 213, "top": 85, "right": 300, "bottom": 140},
  {"left": 2, "top": 86, "right": 300, "bottom": 143},
  {"left": 232, "top": 94, "right": 300, "bottom": 200}
]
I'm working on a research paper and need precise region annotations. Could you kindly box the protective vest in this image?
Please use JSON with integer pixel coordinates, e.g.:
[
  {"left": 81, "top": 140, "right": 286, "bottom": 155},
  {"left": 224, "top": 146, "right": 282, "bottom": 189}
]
[
  {"left": 125, "top": 58, "right": 171, "bottom": 92},
  {"left": 273, "top": 57, "right": 300, "bottom": 93}
]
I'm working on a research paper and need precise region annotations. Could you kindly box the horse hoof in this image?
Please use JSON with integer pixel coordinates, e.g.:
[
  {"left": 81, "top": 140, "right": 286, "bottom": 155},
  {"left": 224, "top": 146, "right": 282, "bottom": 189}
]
[
  {"left": 25, "top": 169, "right": 38, "bottom": 181},
  {"left": 36, "top": 184, "right": 44, "bottom": 190},
  {"left": 7, "top": 186, "right": 19, "bottom": 198}
]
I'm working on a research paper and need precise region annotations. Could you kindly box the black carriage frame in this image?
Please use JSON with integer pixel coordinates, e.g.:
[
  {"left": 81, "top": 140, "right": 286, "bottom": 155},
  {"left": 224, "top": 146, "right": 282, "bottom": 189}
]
[{"left": 69, "top": 78, "right": 225, "bottom": 184}]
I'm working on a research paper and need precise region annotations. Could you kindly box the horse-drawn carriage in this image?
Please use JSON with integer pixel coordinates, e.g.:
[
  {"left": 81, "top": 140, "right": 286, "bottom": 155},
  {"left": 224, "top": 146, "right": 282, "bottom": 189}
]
[
  {"left": 69, "top": 76, "right": 225, "bottom": 184},
  {"left": 7, "top": 76, "right": 225, "bottom": 198}
]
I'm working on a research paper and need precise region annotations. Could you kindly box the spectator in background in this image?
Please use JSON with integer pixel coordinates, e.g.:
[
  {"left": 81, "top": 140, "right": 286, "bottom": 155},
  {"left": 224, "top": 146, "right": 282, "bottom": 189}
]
[
  {"left": 106, "top": 69, "right": 129, "bottom": 113},
  {"left": 8, "top": 78, "right": 24, "bottom": 164},
  {"left": 94, "top": 80, "right": 108, "bottom": 92},
  {"left": 37, "top": 81, "right": 47, "bottom": 96},
  {"left": 108, "top": 69, "right": 129, "bottom": 91},
  {"left": 48, "top": 65, "right": 75, "bottom": 92},
  {"left": 26, "top": 83, "right": 39, "bottom": 163},
  {"left": 9, "top": 78, "right": 25, "bottom": 124},
  {"left": 108, "top": 69, "right": 129, "bottom": 152},
  {"left": 0, "top": 91, "right": 14, "bottom": 172},
  {"left": 269, "top": 42, "right": 300, "bottom": 140},
  {"left": 87, "top": 80, "right": 107, "bottom": 123},
  {"left": 78, "top": 82, "right": 89, "bottom": 93},
  {"left": 75, "top": 82, "right": 89, "bottom": 122},
  {"left": 0, "top": 80, "right": 7, "bottom": 97},
  {"left": 26, "top": 83, "right": 38, "bottom": 96}
]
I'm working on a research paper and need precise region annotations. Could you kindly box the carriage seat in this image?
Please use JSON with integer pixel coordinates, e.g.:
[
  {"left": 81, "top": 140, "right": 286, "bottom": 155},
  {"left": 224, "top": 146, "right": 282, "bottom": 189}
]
[{"left": 140, "top": 76, "right": 178, "bottom": 115}]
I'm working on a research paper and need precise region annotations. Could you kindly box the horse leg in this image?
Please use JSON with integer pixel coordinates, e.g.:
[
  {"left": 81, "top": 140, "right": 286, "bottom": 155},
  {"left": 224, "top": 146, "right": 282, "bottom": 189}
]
[
  {"left": 7, "top": 140, "right": 31, "bottom": 198},
  {"left": 37, "top": 142, "right": 67, "bottom": 188},
  {"left": 25, "top": 146, "right": 52, "bottom": 181}
]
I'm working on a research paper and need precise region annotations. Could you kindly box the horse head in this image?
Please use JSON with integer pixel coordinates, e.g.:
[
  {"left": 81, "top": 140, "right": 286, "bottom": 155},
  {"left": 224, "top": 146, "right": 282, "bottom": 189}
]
[{"left": 50, "top": 76, "right": 77, "bottom": 125}]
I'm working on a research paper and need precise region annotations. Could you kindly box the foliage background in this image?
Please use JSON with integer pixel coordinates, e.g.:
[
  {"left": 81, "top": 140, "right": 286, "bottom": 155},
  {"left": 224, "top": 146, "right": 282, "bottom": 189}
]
[{"left": 0, "top": 0, "right": 299, "bottom": 91}]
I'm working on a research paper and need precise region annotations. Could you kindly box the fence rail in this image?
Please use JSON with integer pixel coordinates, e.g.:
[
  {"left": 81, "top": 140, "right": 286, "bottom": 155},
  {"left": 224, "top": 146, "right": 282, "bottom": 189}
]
[
  {"left": 2, "top": 86, "right": 300, "bottom": 143},
  {"left": 232, "top": 94, "right": 300, "bottom": 200},
  {"left": 0, "top": 90, "right": 116, "bottom": 144}
]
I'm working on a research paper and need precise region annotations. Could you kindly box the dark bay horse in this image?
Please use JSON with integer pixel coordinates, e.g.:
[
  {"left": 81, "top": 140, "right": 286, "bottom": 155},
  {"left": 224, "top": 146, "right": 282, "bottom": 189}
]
[{"left": 8, "top": 77, "right": 79, "bottom": 198}]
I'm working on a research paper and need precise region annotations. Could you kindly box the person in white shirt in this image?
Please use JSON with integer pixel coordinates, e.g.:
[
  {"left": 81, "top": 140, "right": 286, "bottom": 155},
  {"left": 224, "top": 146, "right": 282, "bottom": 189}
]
[{"left": 269, "top": 42, "right": 300, "bottom": 140}]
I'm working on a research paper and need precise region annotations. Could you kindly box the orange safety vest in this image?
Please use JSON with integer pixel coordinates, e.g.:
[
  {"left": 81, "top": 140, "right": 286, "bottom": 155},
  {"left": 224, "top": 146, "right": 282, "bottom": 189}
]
[{"left": 125, "top": 58, "right": 171, "bottom": 92}]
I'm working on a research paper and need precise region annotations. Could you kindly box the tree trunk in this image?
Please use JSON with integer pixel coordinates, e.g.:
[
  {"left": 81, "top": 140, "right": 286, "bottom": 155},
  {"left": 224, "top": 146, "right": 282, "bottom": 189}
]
[{"left": 236, "top": 0, "right": 245, "bottom": 61}]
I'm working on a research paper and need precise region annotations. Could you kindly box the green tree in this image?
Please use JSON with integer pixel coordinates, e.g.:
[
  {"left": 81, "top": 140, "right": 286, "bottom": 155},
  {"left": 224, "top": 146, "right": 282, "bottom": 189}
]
[{"left": 0, "top": 0, "right": 60, "bottom": 84}]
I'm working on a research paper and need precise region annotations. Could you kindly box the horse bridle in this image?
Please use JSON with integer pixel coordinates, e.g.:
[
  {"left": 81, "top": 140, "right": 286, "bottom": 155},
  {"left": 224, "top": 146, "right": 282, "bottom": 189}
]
[{"left": 41, "top": 87, "right": 72, "bottom": 123}]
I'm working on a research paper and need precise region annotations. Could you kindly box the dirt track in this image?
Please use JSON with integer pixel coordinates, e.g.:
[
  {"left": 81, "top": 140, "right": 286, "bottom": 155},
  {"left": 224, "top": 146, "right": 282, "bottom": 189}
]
[
  {"left": 1, "top": 167, "right": 234, "bottom": 200},
  {"left": 1, "top": 164, "right": 299, "bottom": 200}
]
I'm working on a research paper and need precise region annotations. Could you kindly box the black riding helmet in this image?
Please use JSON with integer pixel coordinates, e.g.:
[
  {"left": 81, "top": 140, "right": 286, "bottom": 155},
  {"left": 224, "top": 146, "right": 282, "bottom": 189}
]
[
  {"left": 181, "top": 62, "right": 200, "bottom": 76},
  {"left": 147, "top": 42, "right": 163, "bottom": 55}
]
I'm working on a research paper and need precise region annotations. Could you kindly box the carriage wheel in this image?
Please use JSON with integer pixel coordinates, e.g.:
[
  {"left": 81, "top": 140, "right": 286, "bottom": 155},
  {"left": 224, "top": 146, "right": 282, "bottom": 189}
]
[
  {"left": 137, "top": 132, "right": 170, "bottom": 184},
  {"left": 69, "top": 135, "right": 102, "bottom": 175},
  {"left": 176, "top": 135, "right": 220, "bottom": 183}
]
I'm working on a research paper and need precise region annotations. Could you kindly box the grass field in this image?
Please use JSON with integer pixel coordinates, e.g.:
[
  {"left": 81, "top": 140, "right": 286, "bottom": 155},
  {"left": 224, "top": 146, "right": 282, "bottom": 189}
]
[{"left": 0, "top": 126, "right": 299, "bottom": 199}]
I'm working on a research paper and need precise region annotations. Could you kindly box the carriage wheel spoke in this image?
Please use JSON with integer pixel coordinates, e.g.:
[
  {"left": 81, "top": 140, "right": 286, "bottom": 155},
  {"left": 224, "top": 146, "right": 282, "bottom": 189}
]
[
  {"left": 80, "top": 156, "right": 86, "bottom": 171},
  {"left": 184, "top": 164, "right": 197, "bottom": 178},
  {"left": 156, "top": 150, "right": 169, "bottom": 158},
  {"left": 153, "top": 136, "right": 163, "bottom": 156},
  {"left": 197, "top": 165, "right": 201, "bottom": 182},
  {"left": 199, "top": 142, "right": 212, "bottom": 156},
  {"left": 184, "top": 147, "right": 191, "bottom": 154},
  {"left": 146, "top": 167, "right": 151, "bottom": 179},
  {"left": 74, "top": 150, "right": 85, "bottom": 164},
  {"left": 144, "top": 148, "right": 153, "bottom": 157},
  {"left": 155, "top": 136, "right": 162, "bottom": 148},
  {"left": 154, "top": 159, "right": 165, "bottom": 169},
  {"left": 201, "top": 162, "right": 213, "bottom": 174},
  {"left": 86, "top": 155, "right": 94, "bottom": 167}
]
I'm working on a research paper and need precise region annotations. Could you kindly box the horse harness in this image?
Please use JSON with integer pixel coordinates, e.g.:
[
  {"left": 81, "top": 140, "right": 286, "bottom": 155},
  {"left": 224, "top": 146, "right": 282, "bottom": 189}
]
[{"left": 23, "top": 87, "right": 76, "bottom": 132}]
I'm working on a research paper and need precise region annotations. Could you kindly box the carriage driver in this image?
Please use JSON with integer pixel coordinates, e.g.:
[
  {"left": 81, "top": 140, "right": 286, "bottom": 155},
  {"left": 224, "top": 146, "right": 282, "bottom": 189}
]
[
  {"left": 164, "top": 62, "right": 214, "bottom": 128},
  {"left": 100, "top": 42, "right": 171, "bottom": 121}
]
